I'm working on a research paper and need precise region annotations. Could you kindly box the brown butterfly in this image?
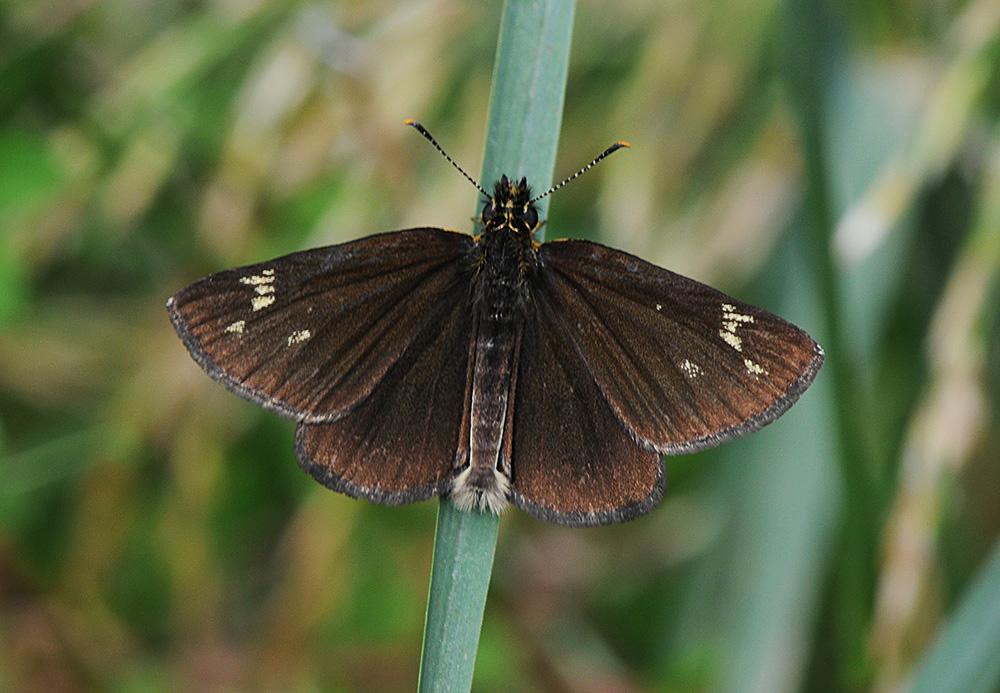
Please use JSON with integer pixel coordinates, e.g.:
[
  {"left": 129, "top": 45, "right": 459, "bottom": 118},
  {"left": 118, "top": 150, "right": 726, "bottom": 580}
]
[{"left": 167, "top": 122, "right": 823, "bottom": 526}]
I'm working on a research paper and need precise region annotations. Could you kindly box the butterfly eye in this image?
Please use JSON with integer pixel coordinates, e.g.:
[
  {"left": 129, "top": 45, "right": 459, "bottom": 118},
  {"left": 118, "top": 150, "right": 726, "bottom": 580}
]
[
  {"left": 524, "top": 205, "right": 538, "bottom": 229},
  {"left": 482, "top": 201, "right": 495, "bottom": 223}
]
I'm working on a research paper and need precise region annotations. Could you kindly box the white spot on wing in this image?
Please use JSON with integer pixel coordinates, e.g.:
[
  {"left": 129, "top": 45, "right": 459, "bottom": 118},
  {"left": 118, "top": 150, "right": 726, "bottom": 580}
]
[
  {"left": 745, "top": 359, "right": 767, "bottom": 376},
  {"left": 719, "top": 330, "right": 743, "bottom": 351},
  {"left": 225, "top": 320, "right": 245, "bottom": 334},
  {"left": 680, "top": 359, "right": 702, "bottom": 378},
  {"left": 287, "top": 329, "right": 311, "bottom": 346},
  {"left": 252, "top": 295, "right": 275, "bottom": 311}
]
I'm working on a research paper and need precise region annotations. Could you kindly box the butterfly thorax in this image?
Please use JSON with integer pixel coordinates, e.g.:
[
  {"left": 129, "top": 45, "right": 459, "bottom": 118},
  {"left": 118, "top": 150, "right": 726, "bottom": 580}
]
[{"left": 469, "top": 175, "right": 539, "bottom": 317}]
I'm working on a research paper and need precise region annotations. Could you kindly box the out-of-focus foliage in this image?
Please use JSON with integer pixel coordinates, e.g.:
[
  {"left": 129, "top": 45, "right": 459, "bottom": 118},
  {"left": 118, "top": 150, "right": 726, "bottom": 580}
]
[{"left": 0, "top": 0, "right": 998, "bottom": 690}]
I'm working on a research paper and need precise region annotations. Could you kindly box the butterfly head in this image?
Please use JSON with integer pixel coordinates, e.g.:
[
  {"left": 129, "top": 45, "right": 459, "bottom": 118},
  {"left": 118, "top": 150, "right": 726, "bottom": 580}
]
[
  {"left": 404, "top": 120, "right": 627, "bottom": 240},
  {"left": 482, "top": 175, "right": 540, "bottom": 233}
]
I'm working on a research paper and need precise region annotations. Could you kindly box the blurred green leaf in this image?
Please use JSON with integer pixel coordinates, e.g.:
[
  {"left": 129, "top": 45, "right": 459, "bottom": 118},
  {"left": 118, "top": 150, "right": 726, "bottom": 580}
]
[
  {"left": 908, "top": 538, "right": 1000, "bottom": 693},
  {"left": 0, "top": 128, "right": 61, "bottom": 211}
]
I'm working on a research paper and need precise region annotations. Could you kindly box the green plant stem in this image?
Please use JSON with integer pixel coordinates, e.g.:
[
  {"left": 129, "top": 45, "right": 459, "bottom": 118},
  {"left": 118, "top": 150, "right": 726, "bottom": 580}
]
[{"left": 417, "top": 1, "right": 575, "bottom": 691}]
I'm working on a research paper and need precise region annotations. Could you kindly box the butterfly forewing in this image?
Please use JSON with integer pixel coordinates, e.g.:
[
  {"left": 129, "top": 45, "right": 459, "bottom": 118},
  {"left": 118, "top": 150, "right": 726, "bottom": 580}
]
[
  {"left": 167, "top": 228, "right": 474, "bottom": 422},
  {"left": 510, "top": 301, "right": 666, "bottom": 526},
  {"left": 295, "top": 280, "right": 474, "bottom": 505},
  {"left": 535, "top": 240, "right": 823, "bottom": 454}
]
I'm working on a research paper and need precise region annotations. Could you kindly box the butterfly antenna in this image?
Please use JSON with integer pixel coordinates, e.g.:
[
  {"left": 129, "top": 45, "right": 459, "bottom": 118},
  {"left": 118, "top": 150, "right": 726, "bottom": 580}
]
[
  {"left": 530, "top": 141, "right": 630, "bottom": 204},
  {"left": 405, "top": 120, "right": 491, "bottom": 199}
]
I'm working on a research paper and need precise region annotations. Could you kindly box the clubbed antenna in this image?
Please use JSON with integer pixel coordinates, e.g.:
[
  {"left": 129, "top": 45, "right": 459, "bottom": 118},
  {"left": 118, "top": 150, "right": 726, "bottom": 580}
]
[
  {"left": 405, "top": 120, "right": 491, "bottom": 199},
  {"left": 530, "top": 141, "right": 630, "bottom": 203}
]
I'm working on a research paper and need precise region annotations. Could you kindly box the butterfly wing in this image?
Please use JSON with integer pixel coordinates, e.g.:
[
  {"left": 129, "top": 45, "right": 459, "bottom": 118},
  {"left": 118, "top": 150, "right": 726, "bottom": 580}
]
[
  {"left": 167, "top": 228, "right": 474, "bottom": 422},
  {"left": 295, "top": 280, "right": 474, "bottom": 505},
  {"left": 509, "top": 302, "right": 666, "bottom": 526},
  {"left": 534, "top": 239, "right": 823, "bottom": 454}
]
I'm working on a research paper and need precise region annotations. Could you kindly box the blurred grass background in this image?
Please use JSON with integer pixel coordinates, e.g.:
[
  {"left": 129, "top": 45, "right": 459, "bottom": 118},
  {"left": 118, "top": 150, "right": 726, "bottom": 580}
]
[{"left": 1, "top": 0, "right": 999, "bottom": 691}]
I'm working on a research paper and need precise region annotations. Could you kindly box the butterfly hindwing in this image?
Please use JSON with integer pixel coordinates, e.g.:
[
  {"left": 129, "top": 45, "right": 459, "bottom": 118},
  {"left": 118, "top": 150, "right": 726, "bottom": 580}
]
[
  {"left": 509, "top": 300, "right": 666, "bottom": 526},
  {"left": 295, "top": 282, "right": 474, "bottom": 505},
  {"left": 167, "top": 228, "right": 474, "bottom": 422},
  {"left": 535, "top": 239, "right": 823, "bottom": 454}
]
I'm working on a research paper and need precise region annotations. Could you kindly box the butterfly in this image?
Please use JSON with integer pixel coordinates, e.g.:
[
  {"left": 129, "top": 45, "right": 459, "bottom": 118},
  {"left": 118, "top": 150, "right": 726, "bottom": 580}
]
[{"left": 167, "top": 121, "right": 823, "bottom": 527}]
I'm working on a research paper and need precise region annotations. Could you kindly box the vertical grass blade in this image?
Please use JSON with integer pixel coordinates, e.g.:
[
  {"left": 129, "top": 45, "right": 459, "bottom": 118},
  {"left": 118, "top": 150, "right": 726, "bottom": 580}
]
[{"left": 417, "top": 1, "right": 575, "bottom": 691}]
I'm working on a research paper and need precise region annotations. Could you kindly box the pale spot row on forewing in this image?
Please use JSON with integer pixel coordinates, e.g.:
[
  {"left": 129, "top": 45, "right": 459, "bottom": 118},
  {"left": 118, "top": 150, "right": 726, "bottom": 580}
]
[
  {"left": 718, "top": 302, "right": 754, "bottom": 353},
  {"left": 240, "top": 269, "right": 277, "bottom": 312}
]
